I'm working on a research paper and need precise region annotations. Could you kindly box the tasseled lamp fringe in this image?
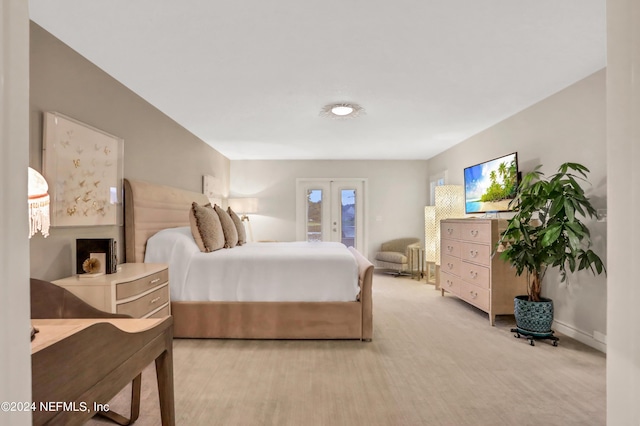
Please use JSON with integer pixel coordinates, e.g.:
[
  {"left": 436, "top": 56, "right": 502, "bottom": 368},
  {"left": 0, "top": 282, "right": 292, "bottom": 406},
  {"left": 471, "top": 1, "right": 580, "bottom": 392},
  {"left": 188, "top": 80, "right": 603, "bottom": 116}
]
[{"left": 29, "top": 196, "right": 50, "bottom": 238}]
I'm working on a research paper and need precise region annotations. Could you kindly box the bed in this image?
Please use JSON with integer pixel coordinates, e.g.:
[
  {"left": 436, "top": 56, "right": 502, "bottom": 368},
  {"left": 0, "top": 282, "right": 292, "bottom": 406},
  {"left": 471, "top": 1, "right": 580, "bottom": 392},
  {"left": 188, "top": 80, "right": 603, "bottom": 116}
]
[{"left": 123, "top": 179, "right": 374, "bottom": 340}]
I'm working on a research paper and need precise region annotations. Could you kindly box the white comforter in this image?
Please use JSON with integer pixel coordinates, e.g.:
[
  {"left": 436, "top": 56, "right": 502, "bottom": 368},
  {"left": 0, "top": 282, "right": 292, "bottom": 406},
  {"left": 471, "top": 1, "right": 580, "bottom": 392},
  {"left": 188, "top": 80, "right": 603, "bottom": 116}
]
[{"left": 144, "top": 227, "right": 360, "bottom": 302}]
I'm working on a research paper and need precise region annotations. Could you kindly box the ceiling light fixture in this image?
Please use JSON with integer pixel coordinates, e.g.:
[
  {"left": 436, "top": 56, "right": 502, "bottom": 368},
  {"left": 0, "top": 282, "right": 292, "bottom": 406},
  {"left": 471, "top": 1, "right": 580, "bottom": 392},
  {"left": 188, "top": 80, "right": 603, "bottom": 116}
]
[
  {"left": 331, "top": 105, "right": 353, "bottom": 116},
  {"left": 321, "top": 103, "right": 364, "bottom": 119}
]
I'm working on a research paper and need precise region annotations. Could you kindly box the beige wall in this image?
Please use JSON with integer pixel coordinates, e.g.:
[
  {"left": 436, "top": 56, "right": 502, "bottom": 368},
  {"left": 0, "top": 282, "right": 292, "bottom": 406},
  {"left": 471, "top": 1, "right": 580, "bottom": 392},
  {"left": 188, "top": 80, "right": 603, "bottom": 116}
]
[
  {"left": 428, "top": 70, "right": 608, "bottom": 350},
  {"left": 231, "top": 160, "right": 430, "bottom": 262},
  {"left": 29, "top": 22, "right": 230, "bottom": 281},
  {"left": 606, "top": 0, "right": 640, "bottom": 422}
]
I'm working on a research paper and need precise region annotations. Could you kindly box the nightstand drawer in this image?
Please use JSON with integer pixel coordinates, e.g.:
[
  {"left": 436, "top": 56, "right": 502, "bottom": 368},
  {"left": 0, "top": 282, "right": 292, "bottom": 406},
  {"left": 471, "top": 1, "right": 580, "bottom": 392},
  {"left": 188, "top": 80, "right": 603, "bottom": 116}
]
[
  {"left": 116, "top": 268, "right": 169, "bottom": 300},
  {"left": 148, "top": 304, "right": 171, "bottom": 318},
  {"left": 117, "top": 285, "right": 169, "bottom": 318}
]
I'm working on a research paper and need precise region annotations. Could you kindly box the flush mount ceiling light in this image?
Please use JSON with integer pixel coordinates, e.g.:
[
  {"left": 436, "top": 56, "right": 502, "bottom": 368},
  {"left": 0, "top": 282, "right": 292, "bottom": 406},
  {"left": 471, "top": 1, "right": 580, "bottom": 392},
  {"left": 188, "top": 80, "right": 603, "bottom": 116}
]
[{"left": 320, "top": 103, "right": 364, "bottom": 119}]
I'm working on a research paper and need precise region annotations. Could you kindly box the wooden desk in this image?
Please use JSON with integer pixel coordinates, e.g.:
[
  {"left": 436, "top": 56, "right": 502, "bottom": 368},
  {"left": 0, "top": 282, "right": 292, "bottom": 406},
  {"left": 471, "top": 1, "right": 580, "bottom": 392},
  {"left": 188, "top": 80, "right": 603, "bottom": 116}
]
[{"left": 31, "top": 317, "right": 175, "bottom": 426}]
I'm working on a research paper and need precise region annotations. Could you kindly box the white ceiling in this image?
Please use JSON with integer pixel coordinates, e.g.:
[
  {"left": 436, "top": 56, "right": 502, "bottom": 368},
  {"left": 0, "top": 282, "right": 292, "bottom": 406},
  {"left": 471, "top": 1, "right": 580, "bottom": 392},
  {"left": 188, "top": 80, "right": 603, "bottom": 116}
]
[{"left": 28, "top": 1, "right": 606, "bottom": 161}]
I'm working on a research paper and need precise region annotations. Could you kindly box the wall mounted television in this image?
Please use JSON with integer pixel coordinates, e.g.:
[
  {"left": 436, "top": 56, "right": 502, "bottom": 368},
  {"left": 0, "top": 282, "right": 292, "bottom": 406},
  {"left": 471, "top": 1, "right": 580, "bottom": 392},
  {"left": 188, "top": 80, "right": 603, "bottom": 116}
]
[{"left": 463, "top": 152, "right": 519, "bottom": 214}]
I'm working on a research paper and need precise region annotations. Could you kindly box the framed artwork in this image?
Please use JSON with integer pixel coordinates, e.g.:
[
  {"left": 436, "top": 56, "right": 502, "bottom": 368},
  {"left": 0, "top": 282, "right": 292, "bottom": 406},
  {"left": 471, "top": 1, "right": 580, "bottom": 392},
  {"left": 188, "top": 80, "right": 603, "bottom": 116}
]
[
  {"left": 203, "top": 174, "right": 223, "bottom": 206},
  {"left": 43, "top": 112, "right": 124, "bottom": 227}
]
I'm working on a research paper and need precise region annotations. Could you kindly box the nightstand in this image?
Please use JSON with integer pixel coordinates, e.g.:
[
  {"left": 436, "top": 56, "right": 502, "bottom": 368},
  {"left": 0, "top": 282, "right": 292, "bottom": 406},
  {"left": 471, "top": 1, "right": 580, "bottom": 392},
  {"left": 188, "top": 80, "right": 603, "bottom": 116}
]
[{"left": 52, "top": 263, "right": 170, "bottom": 318}]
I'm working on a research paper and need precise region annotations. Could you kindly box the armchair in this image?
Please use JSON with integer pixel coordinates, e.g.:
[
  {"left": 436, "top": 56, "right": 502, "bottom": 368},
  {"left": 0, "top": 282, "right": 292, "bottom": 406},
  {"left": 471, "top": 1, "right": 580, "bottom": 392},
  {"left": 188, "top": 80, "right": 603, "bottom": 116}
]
[{"left": 374, "top": 238, "right": 420, "bottom": 276}]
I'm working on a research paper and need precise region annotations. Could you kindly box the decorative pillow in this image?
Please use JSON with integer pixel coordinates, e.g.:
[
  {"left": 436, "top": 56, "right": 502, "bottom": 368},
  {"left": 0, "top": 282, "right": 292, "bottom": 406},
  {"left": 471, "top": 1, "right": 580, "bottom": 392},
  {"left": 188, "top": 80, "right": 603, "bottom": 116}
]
[
  {"left": 227, "top": 207, "right": 246, "bottom": 245},
  {"left": 213, "top": 204, "right": 238, "bottom": 248},
  {"left": 189, "top": 202, "right": 225, "bottom": 252}
]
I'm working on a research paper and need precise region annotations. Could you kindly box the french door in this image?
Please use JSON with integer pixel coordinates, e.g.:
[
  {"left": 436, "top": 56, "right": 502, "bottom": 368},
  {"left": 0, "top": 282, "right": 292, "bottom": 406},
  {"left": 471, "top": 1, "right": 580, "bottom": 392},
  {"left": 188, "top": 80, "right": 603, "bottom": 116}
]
[{"left": 296, "top": 179, "right": 365, "bottom": 251}]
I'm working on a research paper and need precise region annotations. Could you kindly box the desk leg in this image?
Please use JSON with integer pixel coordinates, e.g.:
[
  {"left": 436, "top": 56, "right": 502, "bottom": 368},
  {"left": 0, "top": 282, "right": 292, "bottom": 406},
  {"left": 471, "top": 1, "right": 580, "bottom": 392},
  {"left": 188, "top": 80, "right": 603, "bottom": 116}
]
[
  {"left": 96, "top": 374, "right": 141, "bottom": 425},
  {"left": 155, "top": 338, "right": 175, "bottom": 426}
]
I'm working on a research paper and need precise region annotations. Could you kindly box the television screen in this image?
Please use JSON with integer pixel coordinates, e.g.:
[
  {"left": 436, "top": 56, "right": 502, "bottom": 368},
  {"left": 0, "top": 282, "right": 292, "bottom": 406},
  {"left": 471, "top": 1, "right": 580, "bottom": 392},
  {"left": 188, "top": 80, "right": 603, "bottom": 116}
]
[{"left": 464, "top": 152, "right": 519, "bottom": 214}]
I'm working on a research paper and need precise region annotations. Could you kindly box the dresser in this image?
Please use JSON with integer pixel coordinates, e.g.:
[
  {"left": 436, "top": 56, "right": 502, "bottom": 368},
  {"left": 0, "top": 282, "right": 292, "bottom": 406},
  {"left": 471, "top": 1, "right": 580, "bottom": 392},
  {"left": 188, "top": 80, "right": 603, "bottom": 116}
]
[
  {"left": 439, "top": 218, "right": 527, "bottom": 325},
  {"left": 52, "top": 263, "right": 170, "bottom": 319}
]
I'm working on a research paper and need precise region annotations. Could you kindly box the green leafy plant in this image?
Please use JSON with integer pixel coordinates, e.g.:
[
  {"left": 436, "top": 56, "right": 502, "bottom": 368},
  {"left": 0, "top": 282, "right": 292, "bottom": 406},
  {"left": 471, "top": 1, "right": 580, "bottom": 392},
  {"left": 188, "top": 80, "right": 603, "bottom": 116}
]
[{"left": 496, "top": 162, "right": 606, "bottom": 302}]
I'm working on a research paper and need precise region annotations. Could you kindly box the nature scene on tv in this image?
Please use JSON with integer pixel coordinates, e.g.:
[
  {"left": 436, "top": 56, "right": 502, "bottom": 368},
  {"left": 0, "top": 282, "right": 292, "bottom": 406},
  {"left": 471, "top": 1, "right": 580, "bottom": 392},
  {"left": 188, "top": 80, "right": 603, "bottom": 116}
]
[{"left": 464, "top": 154, "right": 518, "bottom": 213}]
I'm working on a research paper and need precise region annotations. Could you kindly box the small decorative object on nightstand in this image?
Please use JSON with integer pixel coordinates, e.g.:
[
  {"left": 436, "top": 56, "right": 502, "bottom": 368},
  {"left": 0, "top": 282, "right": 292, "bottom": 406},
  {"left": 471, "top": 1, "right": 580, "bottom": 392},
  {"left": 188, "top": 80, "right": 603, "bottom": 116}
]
[
  {"left": 76, "top": 238, "right": 117, "bottom": 275},
  {"left": 52, "top": 263, "right": 170, "bottom": 318}
]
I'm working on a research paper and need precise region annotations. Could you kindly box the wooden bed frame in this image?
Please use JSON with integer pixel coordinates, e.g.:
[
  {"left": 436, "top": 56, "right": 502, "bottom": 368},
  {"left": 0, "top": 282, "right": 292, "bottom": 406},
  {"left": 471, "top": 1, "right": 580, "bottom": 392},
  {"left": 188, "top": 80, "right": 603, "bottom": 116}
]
[{"left": 124, "top": 179, "right": 374, "bottom": 341}]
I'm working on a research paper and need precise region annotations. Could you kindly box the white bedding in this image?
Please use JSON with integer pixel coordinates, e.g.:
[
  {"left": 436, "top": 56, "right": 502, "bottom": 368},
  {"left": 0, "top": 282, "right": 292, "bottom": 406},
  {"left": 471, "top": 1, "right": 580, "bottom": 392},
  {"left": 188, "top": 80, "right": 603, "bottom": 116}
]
[{"left": 144, "top": 227, "right": 360, "bottom": 302}]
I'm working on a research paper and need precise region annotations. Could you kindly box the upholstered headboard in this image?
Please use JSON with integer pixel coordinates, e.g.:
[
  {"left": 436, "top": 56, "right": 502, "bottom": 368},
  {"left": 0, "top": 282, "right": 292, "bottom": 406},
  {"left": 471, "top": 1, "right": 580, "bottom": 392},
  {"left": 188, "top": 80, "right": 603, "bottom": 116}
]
[{"left": 124, "top": 179, "right": 209, "bottom": 263}]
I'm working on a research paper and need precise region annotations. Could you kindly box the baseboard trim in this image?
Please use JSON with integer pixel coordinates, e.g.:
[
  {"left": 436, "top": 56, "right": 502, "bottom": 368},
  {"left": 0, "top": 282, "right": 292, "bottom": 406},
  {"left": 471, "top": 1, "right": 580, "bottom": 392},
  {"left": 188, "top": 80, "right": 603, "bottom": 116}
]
[{"left": 553, "top": 319, "right": 606, "bottom": 353}]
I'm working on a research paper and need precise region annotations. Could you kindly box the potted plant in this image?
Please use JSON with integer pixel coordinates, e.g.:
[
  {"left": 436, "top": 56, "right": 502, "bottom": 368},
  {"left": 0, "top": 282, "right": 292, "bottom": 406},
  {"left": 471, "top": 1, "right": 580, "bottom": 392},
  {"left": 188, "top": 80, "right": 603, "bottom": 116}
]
[{"left": 496, "top": 162, "right": 606, "bottom": 345}]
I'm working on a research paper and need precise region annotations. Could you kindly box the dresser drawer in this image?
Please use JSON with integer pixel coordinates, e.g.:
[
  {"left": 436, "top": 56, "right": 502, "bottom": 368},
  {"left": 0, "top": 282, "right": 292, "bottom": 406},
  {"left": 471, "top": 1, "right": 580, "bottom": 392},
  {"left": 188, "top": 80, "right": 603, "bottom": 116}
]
[
  {"left": 117, "top": 285, "right": 169, "bottom": 318},
  {"left": 441, "top": 222, "right": 462, "bottom": 240},
  {"left": 116, "top": 268, "right": 169, "bottom": 301},
  {"left": 440, "top": 272, "right": 461, "bottom": 296},
  {"left": 460, "top": 262, "right": 490, "bottom": 289},
  {"left": 461, "top": 242, "right": 491, "bottom": 266},
  {"left": 441, "top": 239, "right": 461, "bottom": 258},
  {"left": 147, "top": 304, "right": 171, "bottom": 318},
  {"left": 460, "top": 222, "right": 492, "bottom": 243},
  {"left": 460, "top": 281, "right": 490, "bottom": 312},
  {"left": 441, "top": 254, "right": 462, "bottom": 277}
]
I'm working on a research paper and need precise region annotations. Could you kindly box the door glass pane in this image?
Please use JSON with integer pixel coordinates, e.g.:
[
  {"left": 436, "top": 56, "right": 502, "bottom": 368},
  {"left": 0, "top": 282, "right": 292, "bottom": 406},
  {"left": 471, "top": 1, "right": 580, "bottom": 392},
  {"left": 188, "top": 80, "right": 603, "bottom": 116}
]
[
  {"left": 341, "top": 189, "right": 356, "bottom": 247},
  {"left": 306, "top": 189, "right": 322, "bottom": 242}
]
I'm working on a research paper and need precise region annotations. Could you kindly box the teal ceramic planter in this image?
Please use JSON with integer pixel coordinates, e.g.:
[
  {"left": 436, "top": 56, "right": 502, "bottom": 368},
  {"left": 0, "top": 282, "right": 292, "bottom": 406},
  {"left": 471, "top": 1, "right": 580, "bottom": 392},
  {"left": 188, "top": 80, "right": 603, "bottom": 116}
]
[{"left": 513, "top": 295, "right": 554, "bottom": 336}]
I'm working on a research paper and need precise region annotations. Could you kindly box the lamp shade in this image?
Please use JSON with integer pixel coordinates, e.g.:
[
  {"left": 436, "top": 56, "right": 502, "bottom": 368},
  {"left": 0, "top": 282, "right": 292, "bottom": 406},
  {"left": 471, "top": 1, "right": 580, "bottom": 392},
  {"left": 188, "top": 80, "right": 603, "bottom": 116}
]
[
  {"left": 28, "top": 167, "right": 50, "bottom": 238},
  {"left": 227, "top": 198, "right": 258, "bottom": 215}
]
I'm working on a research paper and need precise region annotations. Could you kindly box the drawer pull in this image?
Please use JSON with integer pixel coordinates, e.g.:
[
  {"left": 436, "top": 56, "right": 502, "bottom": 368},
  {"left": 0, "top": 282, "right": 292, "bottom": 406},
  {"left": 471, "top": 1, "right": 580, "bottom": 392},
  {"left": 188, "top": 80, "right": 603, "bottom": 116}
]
[
  {"left": 150, "top": 278, "right": 161, "bottom": 284},
  {"left": 447, "top": 280, "right": 453, "bottom": 287},
  {"left": 150, "top": 296, "right": 161, "bottom": 304},
  {"left": 447, "top": 228, "right": 454, "bottom": 235},
  {"left": 447, "top": 262, "right": 454, "bottom": 270},
  {"left": 447, "top": 245, "right": 454, "bottom": 253},
  {"left": 469, "top": 291, "right": 477, "bottom": 299},
  {"left": 469, "top": 271, "right": 478, "bottom": 279},
  {"left": 470, "top": 229, "right": 479, "bottom": 237},
  {"left": 469, "top": 250, "right": 479, "bottom": 258}
]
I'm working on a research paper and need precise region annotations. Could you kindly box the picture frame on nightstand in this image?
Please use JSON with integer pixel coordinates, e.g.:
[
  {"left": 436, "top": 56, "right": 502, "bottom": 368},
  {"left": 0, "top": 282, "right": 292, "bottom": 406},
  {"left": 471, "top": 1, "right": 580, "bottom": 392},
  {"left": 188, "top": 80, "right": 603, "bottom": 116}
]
[{"left": 76, "top": 238, "right": 117, "bottom": 275}]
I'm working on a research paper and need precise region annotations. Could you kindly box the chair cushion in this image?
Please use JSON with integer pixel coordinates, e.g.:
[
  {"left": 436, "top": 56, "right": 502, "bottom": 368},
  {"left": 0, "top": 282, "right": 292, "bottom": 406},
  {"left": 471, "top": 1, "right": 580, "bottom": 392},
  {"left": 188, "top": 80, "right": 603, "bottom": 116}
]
[
  {"left": 380, "top": 238, "right": 420, "bottom": 253},
  {"left": 375, "top": 251, "right": 408, "bottom": 264}
]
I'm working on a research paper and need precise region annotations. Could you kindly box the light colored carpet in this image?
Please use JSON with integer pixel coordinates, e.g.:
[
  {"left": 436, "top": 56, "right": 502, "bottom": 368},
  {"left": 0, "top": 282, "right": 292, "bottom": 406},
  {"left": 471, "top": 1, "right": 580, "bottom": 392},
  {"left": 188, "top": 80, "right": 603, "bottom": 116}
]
[{"left": 88, "top": 271, "right": 606, "bottom": 426}]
